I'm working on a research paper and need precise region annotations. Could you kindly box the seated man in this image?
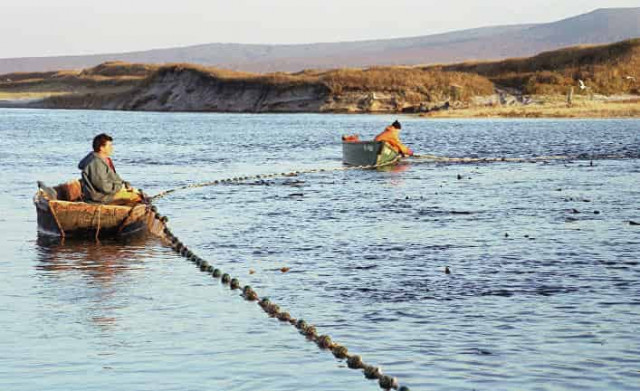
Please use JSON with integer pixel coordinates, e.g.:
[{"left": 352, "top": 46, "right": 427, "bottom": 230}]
[
  {"left": 78, "top": 133, "right": 143, "bottom": 205},
  {"left": 374, "top": 120, "right": 414, "bottom": 157}
]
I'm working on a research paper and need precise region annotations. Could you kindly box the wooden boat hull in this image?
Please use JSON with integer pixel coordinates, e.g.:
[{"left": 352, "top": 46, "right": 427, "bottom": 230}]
[
  {"left": 34, "top": 191, "right": 166, "bottom": 239},
  {"left": 342, "top": 141, "right": 401, "bottom": 166}
]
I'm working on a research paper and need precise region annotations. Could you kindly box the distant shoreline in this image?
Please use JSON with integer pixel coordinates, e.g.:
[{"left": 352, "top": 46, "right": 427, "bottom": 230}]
[
  {"left": 2, "top": 91, "right": 640, "bottom": 118},
  {"left": 2, "top": 101, "right": 639, "bottom": 119},
  {"left": 1, "top": 38, "right": 639, "bottom": 118}
]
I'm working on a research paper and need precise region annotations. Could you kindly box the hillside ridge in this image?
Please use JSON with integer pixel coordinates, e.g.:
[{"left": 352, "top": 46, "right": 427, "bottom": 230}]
[{"left": 1, "top": 7, "right": 639, "bottom": 74}]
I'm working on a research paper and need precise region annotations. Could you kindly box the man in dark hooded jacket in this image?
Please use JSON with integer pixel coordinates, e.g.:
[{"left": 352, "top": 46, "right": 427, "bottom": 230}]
[{"left": 78, "top": 133, "right": 142, "bottom": 204}]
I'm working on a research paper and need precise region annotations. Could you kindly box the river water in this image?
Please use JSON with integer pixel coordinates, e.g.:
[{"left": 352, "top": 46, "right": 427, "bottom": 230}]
[{"left": 1, "top": 109, "right": 639, "bottom": 391}]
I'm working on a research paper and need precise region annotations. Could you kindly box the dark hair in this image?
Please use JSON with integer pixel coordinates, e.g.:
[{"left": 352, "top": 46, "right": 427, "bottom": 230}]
[
  {"left": 92, "top": 133, "right": 113, "bottom": 152},
  {"left": 392, "top": 120, "right": 402, "bottom": 129}
]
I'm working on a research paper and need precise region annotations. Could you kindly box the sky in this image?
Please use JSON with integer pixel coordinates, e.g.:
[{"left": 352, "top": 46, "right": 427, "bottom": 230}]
[{"left": 1, "top": 0, "right": 639, "bottom": 58}]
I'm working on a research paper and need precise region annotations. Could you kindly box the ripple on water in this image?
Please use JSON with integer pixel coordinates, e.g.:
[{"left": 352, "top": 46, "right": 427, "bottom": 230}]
[{"left": 2, "top": 112, "right": 640, "bottom": 391}]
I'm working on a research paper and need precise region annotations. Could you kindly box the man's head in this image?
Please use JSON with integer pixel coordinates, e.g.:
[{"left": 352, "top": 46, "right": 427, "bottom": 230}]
[
  {"left": 93, "top": 133, "right": 114, "bottom": 155},
  {"left": 392, "top": 120, "right": 402, "bottom": 130}
]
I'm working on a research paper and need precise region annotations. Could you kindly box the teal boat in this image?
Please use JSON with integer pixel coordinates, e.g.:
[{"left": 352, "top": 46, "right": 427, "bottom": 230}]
[{"left": 342, "top": 141, "right": 401, "bottom": 167}]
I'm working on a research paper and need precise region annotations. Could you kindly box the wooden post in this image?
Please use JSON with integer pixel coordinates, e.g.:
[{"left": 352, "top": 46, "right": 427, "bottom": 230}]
[{"left": 567, "top": 87, "right": 574, "bottom": 107}]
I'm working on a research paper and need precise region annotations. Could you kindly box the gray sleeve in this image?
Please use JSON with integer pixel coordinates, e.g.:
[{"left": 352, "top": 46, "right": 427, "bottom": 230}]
[{"left": 87, "top": 160, "right": 123, "bottom": 195}]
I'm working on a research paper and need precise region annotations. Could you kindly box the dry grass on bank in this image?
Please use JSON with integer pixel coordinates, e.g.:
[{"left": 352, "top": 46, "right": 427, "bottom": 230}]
[
  {"left": 438, "top": 39, "right": 640, "bottom": 95},
  {"left": 0, "top": 91, "right": 69, "bottom": 101},
  {"left": 316, "top": 67, "right": 494, "bottom": 100},
  {"left": 0, "top": 62, "right": 153, "bottom": 94},
  {"left": 146, "top": 63, "right": 495, "bottom": 101},
  {"left": 423, "top": 97, "right": 640, "bottom": 118},
  {"left": 79, "top": 61, "right": 159, "bottom": 77}
]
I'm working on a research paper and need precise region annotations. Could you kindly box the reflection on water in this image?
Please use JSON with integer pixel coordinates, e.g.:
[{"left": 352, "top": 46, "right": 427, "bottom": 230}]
[
  {"left": 377, "top": 161, "right": 411, "bottom": 174},
  {"left": 34, "top": 235, "right": 155, "bottom": 330},
  {"left": 36, "top": 234, "right": 150, "bottom": 281}
]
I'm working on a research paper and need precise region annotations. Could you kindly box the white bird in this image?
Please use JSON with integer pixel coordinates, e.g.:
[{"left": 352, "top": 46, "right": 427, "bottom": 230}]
[
  {"left": 624, "top": 75, "right": 636, "bottom": 81},
  {"left": 578, "top": 80, "right": 587, "bottom": 90}
]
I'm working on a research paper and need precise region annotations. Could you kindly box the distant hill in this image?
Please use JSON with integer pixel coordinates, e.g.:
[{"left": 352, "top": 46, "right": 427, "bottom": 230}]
[{"left": 0, "top": 7, "right": 639, "bottom": 75}]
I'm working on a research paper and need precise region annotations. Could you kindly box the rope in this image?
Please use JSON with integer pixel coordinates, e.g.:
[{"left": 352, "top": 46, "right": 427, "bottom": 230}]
[
  {"left": 410, "top": 153, "right": 632, "bottom": 164},
  {"left": 151, "top": 216, "right": 409, "bottom": 391},
  {"left": 94, "top": 205, "right": 102, "bottom": 241},
  {"left": 47, "top": 200, "right": 66, "bottom": 239},
  {"left": 141, "top": 150, "right": 636, "bottom": 388},
  {"left": 117, "top": 203, "right": 143, "bottom": 234},
  {"left": 145, "top": 151, "right": 634, "bottom": 387},
  {"left": 150, "top": 150, "right": 635, "bottom": 202},
  {"left": 411, "top": 154, "right": 567, "bottom": 164},
  {"left": 149, "top": 158, "right": 399, "bottom": 202}
]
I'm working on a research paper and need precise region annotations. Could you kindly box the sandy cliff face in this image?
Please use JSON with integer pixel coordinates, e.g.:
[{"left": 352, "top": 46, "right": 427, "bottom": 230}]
[
  {"left": 27, "top": 66, "right": 454, "bottom": 113},
  {"left": 104, "top": 68, "right": 331, "bottom": 112}
]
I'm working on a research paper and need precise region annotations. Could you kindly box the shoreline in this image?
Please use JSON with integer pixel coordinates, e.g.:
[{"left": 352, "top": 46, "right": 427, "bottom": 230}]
[
  {"left": 421, "top": 101, "right": 640, "bottom": 119},
  {"left": 1, "top": 100, "right": 639, "bottom": 119}
]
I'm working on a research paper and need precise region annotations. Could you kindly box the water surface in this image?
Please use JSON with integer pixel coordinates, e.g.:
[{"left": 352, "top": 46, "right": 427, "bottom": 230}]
[{"left": 1, "top": 109, "right": 639, "bottom": 390}]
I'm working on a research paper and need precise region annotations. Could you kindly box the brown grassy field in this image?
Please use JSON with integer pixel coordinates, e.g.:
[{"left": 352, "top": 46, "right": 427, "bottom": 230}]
[
  {"left": 0, "top": 61, "right": 152, "bottom": 95},
  {"left": 438, "top": 38, "right": 640, "bottom": 96},
  {"left": 139, "top": 63, "right": 495, "bottom": 101}
]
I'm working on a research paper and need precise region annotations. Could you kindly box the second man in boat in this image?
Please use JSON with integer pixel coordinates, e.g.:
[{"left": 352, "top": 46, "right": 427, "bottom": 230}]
[{"left": 374, "top": 120, "right": 414, "bottom": 157}]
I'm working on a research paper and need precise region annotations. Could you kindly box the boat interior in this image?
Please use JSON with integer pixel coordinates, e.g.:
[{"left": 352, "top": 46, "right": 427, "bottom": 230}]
[{"left": 37, "top": 180, "right": 83, "bottom": 202}]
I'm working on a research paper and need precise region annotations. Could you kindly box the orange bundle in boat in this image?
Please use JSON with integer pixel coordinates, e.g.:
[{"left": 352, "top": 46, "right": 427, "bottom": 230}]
[{"left": 341, "top": 134, "right": 360, "bottom": 142}]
